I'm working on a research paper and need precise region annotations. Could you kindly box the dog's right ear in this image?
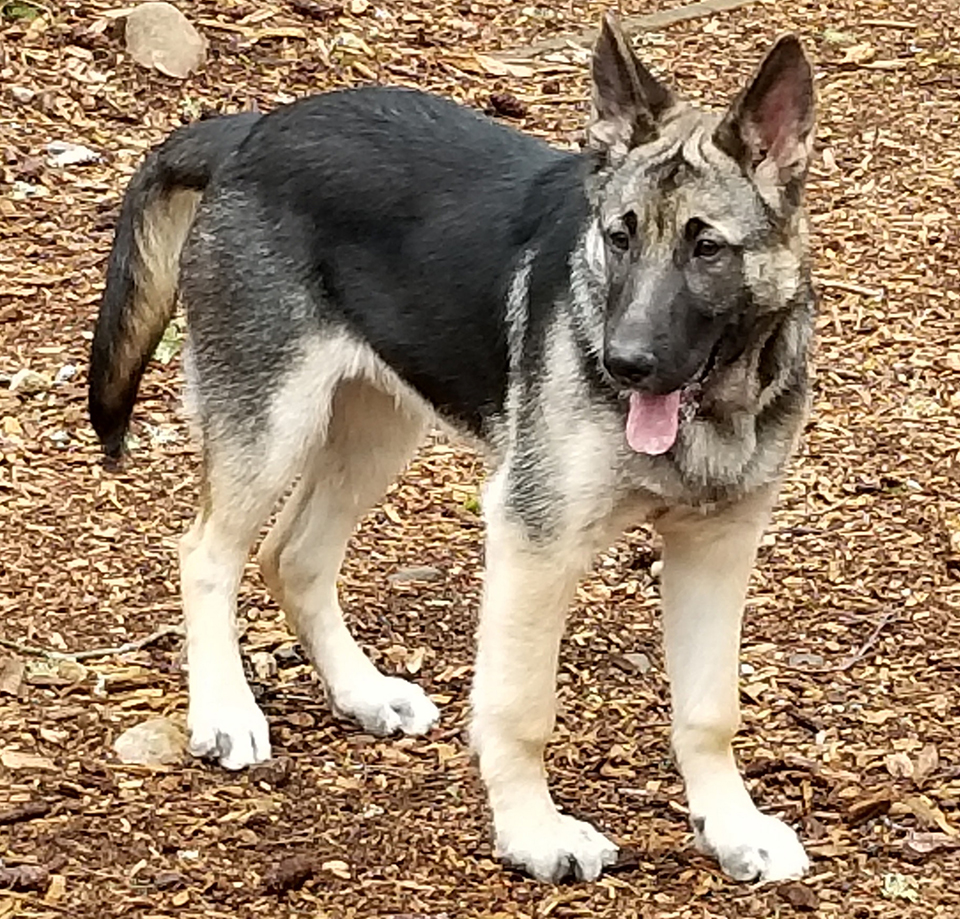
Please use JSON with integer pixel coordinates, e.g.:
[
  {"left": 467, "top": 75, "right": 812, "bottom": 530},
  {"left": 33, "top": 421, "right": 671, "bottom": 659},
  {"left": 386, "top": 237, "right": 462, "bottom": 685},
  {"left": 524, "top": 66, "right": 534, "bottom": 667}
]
[{"left": 588, "top": 12, "right": 673, "bottom": 163}]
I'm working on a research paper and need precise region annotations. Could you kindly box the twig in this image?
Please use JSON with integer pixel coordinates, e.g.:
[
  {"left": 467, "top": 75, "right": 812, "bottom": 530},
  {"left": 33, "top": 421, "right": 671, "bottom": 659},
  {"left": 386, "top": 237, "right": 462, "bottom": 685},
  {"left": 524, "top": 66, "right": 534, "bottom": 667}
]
[
  {"left": 777, "top": 612, "right": 898, "bottom": 674},
  {"left": 860, "top": 19, "right": 919, "bottom": 28},
  {"left": 834, "top": 611, "right": 898, "bottom": 671},
  {"left": 817, "top": 278, "right": 885, "bottom": 299},
  {"left": 494, "top": 0, "right": 762, "bottom": 61},
  {"left": 0, "top": 625, "right": 182, "bottom": 663}
]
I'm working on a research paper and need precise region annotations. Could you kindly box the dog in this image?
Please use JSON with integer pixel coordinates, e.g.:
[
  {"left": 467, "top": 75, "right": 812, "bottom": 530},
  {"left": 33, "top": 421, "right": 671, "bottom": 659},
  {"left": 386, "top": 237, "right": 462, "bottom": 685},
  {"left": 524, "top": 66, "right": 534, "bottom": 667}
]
[{"left": 88, "top": 13, "right": 816, "bottom": 884}]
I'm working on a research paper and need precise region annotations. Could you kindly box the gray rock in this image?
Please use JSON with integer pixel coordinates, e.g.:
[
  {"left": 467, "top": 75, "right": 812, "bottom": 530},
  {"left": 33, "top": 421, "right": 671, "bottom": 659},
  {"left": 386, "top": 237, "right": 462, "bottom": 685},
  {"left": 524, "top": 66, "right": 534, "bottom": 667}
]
[
  {"left": 114, "top": 717, "right": 187, "bottom": 766},
  {"left": 54, "top": 363, "right": 77, "bottom": 384},
  {"left": 387, "top": 566, "right": 443, "bottom": 584},
  {"left": 9, "top": 368, "right": 49, "bottom": 394},
  {"left": 46, "top": 141, "right": 101, "bottom": 168},
  {"left": 250, "top": 650, "right": 278, "bottom": 680},
  {"left": 125, "top": 2, "right": 206, "bottom": 80},
  {"left": 613, "top": 651, "right": 652, "bottom": 674},
  {"left": 9, "top": 86, "right": 35, "bottom": 104}
]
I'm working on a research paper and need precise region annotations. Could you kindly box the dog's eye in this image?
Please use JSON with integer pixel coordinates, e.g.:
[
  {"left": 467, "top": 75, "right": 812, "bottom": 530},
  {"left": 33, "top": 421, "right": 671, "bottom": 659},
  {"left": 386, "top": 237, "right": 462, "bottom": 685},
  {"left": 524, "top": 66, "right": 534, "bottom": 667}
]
[
  {"left": 694, "top": 238, "right": 724, "bottom": 260},
  {"left": 608, "top": 230, "right": 630, "bottom": 252}
]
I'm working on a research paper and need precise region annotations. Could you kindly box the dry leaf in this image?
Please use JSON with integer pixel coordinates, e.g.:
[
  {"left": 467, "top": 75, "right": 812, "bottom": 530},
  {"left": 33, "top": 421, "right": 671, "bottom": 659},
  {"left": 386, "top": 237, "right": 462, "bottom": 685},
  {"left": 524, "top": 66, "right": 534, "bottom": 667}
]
[
  {"left": 914, "top": 744, "right": 939, "bottom": 786},
  {"left": 886, "top": 751, "right": 914, "bottom": 778},
  {"left": 405, "top": 647, "right": 426, "bottom": 674},
  {"left": 841, "top": 42, "right": 876, "bottom": 65},
  {"left": 902, "top": 795, "right": 957, "bottom": 836},
  {"left": 472, "top": 53, "right": 536, "bottom": 78},
  {"left": 43, "top": 875, "right": 66, "bottom": 904},
  {"left": 903, "top": 830, "right": 960, "bottom": 858},
  {"left": 0, "top": 657, "right": 24, "bottom": 696}
]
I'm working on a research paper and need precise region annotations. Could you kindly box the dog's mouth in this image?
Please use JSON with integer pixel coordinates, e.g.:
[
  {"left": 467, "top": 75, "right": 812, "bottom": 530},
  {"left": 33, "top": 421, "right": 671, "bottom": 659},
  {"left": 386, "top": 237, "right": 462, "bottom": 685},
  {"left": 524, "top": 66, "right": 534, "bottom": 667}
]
[{"left": 623, "top": 342, "right": 719, "bottom": 456}]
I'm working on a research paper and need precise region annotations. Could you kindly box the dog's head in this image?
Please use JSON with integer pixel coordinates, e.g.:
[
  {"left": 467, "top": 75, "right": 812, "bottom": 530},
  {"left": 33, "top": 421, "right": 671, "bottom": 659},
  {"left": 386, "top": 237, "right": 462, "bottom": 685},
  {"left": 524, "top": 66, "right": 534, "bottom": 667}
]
[{"left": 582, "top": 14, "right": 815, "bottom": 455}]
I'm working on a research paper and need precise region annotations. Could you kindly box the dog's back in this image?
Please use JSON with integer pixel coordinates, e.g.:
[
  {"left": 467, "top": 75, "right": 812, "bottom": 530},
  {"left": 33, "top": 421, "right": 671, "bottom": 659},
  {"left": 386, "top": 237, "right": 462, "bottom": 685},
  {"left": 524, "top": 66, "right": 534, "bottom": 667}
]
[{"left": 185, "top": 87, "right": 586, "bottom": 437}]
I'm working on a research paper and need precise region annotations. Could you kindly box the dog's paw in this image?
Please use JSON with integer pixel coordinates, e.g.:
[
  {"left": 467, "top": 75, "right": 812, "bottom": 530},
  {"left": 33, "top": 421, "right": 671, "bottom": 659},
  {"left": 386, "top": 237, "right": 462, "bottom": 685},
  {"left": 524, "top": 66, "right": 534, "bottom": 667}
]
[
  {"left": 188, "top": 691, "right": 271, "bottom": 770},
  {"left": 496, "top": 812, "right": 619, "bottom": 883},
  {"left": 331, "top": 675, "right": 440, "bottom": 736},
  {"left": 693, "top": 809, "right": 808, "bottom": 882}
]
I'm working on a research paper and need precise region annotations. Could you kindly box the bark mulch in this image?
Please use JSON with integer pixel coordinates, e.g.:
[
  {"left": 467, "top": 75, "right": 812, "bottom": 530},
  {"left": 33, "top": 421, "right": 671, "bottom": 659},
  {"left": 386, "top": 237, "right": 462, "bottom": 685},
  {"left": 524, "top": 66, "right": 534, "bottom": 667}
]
[{"left": 2, "top": 0, "right": 960, "bottom": 916}]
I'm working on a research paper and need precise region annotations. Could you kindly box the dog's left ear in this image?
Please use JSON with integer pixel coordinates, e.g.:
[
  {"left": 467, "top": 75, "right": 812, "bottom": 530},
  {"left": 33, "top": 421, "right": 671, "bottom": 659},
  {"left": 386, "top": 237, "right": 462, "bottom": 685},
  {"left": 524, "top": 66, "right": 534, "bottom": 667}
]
[
  {"left": 714, "top": 36, "right": 815, "bottom": 206},
  {"left": 589, "top": 12, "right": 673, "bottom": 162}
]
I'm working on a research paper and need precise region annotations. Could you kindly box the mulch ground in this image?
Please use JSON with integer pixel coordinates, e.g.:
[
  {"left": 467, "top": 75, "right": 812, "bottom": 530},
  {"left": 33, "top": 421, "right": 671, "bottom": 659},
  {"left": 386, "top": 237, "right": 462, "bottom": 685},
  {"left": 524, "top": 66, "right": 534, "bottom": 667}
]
[{"left": 2, "top": 0, "right": 960, "bottom": 916}]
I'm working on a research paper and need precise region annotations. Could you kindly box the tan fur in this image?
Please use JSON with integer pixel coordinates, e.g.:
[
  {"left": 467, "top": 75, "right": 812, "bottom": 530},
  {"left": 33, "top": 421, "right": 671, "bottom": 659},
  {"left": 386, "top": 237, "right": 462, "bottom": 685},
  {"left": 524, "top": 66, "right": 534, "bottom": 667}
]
[{"left": 104, "top": 189, "right": 201, "bottom": 406}]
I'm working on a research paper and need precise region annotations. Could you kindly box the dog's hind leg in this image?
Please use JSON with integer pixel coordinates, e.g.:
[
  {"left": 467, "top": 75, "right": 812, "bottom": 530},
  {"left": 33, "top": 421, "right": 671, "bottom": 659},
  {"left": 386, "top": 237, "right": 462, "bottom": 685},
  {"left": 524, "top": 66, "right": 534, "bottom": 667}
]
[
  {"left": 258, "top": 378, "right": 439, "bottom": 737},
  {"left": 182, "top": 432, "right": 313, "bottom": 771},
  {"left": 470, "top": 467, "right": 620, "bottom": 883},
  {"left": 656, "top": 487, "right": 809, "bottom": 883},
  {"left": 181, "top": 338, "right": 347, "bottom": 770}
]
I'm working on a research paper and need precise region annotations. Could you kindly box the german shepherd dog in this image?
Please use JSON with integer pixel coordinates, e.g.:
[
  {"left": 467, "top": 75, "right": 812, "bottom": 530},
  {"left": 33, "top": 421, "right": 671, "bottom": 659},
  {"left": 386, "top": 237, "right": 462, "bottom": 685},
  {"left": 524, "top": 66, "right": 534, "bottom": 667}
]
[{"left": 89, "top": 14, "right": 815, "bottom": 883}]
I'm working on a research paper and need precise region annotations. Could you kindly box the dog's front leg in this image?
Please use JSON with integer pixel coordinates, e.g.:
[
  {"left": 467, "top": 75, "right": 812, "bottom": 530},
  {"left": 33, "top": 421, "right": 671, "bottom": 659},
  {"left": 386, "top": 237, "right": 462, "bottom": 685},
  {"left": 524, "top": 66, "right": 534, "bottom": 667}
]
[
  {"left": 656, "top": 488, "right": 808, "bottom": 883},
  {"left": 471, "top": 474, "right": 618, "bottom": 883}
]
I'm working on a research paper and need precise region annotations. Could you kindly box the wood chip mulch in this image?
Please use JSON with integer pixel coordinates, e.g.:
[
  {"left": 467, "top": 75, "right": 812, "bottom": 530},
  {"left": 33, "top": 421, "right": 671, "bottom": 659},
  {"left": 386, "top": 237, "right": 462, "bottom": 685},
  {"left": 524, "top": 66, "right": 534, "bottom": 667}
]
[{"left": 2, "top": 0, "right": 960, "bottom": 916}]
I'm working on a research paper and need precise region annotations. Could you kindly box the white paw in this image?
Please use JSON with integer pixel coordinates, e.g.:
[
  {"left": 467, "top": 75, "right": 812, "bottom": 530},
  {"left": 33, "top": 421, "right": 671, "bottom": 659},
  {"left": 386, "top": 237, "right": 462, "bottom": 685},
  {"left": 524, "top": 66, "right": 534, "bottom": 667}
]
[
  {"left": 496, "top": 811, "right": 619, "bottom": 883},
  {"left": 188, "top": 690, "right": 271, "bottom": 770},
  {"left": 693, "top": 808, "right": 809, "bottom": 882},
  {"left": 331, "top": 675, "right": 440, "bottom": 736}
]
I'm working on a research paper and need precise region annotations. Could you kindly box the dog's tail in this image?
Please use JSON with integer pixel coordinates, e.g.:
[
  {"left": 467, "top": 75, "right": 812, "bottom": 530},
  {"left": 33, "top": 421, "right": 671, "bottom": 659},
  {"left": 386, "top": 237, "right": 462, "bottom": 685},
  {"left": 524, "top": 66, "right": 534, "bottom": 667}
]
[{"left": 88, "top": 112, "right": 261, "bottom": 458}]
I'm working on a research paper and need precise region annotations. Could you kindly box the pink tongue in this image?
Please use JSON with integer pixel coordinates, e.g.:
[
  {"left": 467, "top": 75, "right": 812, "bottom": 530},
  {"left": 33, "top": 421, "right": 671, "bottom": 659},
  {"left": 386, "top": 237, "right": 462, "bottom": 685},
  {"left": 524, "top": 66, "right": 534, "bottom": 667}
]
[{"left": 626, "top": 390, "right": 681, "bottom": 455}]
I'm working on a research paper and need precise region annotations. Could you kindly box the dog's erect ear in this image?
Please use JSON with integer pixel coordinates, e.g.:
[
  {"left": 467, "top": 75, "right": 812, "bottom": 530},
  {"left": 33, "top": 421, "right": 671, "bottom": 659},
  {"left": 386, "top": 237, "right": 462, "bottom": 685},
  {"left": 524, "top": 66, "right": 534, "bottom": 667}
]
[
  {"left": 714, "top": 36, "right": 815, "bottom": 206},
  {"left": 589, "top": 12, "right": 673, "bottom": 161}
]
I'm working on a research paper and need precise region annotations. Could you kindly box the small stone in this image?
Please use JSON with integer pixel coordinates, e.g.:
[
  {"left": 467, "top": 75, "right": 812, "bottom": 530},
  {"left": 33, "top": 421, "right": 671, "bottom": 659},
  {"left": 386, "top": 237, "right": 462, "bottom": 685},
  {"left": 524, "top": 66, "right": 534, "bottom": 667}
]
[
  {"left": 9, "top": 86, "right": 35, "bottom": 104},
  {"left": 250, "top": 756, "right": 293, "bottom": 788},
  {"left": 54, "top": 363, "right": 77, "bottom": 384},
  {"left": 9, "top": 368, "right": 50, "bottom": 394},
  {"left": 113, "top": 717, "right": 187, "bottom": 766},
  {"left": 57, "top": 659, "right": 88, "bottom": 683},
  {"left": 250, "top": 650, "right": 277, "bottom": 680},
  {"left": 321, "top": 859, "right": 351, "bottom": 880},
  {"left": 778, "top": 881, "right": 819, "bottom": 911},
  {"left": 24, "top": 658, "right": 87, "bottom": 686},
  {"left": 273, "top": 645, "right": 306, "bottom": 666},
  {"left": 124, "top": 2, "right": 207, "bottom": 79},
  {"left": 613, "top": 652, "right": 652, "bottom": 674},
  {"left": 46, "top": 141, "right": 101, "bottom": 168},
  {"left": 387, "top": 565, "right": 443, "bottom": 584},
  {"left": 153, "top": 871, "right": 185, "bottom": 889},
  {"left": 263, "top": 854, "right": 315, "bottom": 892},
  {"left": 10, "top": 181, "right": 48, "bottom": 200},
  {"left": 787, "top": 652, "right": 825, "bottom": 668},
  {"left": 649, "top": 559, "right": 663, "bottom": 578}
]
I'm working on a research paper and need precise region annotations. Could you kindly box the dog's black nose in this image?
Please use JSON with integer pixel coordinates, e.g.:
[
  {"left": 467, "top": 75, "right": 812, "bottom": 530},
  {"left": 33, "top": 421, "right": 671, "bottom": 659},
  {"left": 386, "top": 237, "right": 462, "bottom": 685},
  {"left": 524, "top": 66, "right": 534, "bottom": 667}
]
[{"left": 603, "top": 343, "right": 656, "bottom": 387}]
